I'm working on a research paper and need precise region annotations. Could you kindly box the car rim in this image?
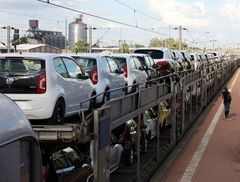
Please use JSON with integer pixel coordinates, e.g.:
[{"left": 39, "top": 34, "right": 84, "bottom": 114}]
[
  {"left": 56, "top": 107, "right": 63, "bottom": 123},
  {"left": 130, "top": 150, "right": 133, "bottom": 164}
]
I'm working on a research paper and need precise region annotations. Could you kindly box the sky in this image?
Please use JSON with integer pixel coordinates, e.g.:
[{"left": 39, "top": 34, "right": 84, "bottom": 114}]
[{"left": 0, "top": 0, "right": 240, "bottom": 49}]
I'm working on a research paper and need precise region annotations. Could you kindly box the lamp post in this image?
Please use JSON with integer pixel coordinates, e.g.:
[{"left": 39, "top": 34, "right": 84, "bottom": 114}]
[
  {"left": 209, "top": 40, "right": 217, "bottom": 50},
  {"left": 85, "top": 27, "right": 111, "bottom": 53},
  {"left": 173, "top": 26, "right": 187, "bottom": 50},
  {"left": 2, "top": 26, "right": 15, "bottom": 53}
]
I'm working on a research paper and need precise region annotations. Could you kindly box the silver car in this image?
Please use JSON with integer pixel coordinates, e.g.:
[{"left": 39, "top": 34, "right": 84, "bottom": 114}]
[
  {"left": 112, "top": 54, "right": 148, "bottom": 93},
  {"left": 62, "top": 53, "right": 126, "bottom": 105},
  {"left": 0, "top": 53, "right": 95, "bottom": 124}
]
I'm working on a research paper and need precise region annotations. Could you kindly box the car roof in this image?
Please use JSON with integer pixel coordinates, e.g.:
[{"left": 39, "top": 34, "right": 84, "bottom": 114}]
[
  {"left": 0, "top": 94, "right": 35, "bottom": 147},
  {"left": 111, "top": 53, "right": 133, "bottom": 58},
  {"left": 61, "top": 52, "right": 99, "bottom": 58},
  {"left": 0, "top": 52, "right": 58, "bottom": 60},
  {"left": 131, "top": 53, "right": 150, "bottom": 57},
  {"left": 134, "top": 47, "right": 170, "bottom": 52}
]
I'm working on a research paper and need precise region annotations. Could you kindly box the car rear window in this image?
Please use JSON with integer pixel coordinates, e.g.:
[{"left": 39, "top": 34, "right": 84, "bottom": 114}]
[
  {"left": 0, "top": 58, "right": 45, "bottom": 94},
  {"left": 0, "top": 58, "right": 45, "bottom": 75},
  {"left": 134, "top": 50, "right": 164, "bottom": 59}
]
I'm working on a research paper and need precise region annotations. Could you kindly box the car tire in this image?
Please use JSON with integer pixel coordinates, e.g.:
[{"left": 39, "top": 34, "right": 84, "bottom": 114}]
[
  {"left": 148, "top": 130, "right": 152, "bottom": 140},
  {"left": 48, "top": 99, "right": 65, "bottom": 125},
  {"left": 101, "top": 89, "right": 110, "bottom": 105},
  {"left": 119, "top": 153, "right": 125, "bottom": 168},
  {"left": 132, "top": 82, "right": 138, "bottom": 93},
  {"left": 88, "top": 93, "right": 96, "bottom": 112}
]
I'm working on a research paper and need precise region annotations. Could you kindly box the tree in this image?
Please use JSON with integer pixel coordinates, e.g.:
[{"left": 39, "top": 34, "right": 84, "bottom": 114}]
[
  {"left": 149, "top": 37, "right": 188, "bottom": 49},
  {"left": 129, "top": 43, "right": 145, "bottom": 48},
  {"left": 18, "top": 36, "right": 29, "bottom": 44},
  {"left": 72, "top": 40, "right": 88, "bottom": 53},
  {"left": 163, "top": 38, "right": 177, "bottom": 49},
  {"left": 149, "top": 38, "right": 163, "bottom": 47},
  {"left": 119, "top": 42, "right": 130, "bottom": 53}
]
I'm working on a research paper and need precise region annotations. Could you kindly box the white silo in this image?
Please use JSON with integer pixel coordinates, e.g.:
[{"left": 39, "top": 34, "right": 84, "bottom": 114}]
[{"left": 68, "top": 15, "right": 87, "bottom": 49}]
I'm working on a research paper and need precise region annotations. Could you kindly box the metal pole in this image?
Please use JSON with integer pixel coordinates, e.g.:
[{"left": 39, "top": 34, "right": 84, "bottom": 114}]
[
  {"left": 89, "top": 26, "right": 92, "bottom": 53},
  {"left": 137, "top": 114, "right": 140, "bottom": 182},
  {"left": 179, "top": 26, "right": 182, "bottom": 50},
  {"left": 7, "top": 26, "right": 10, "bottom": 53},
  {"left": 157, "top": 103, "right": 160, "bottom": 162},
  {"left": 65, "top": 17, "right": 68, "bottom": 53}
]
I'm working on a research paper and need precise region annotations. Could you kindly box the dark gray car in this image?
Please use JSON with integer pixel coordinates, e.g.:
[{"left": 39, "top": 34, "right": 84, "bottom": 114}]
[{"left": 0, "top": 94, "right": 42, "bottom": 182}]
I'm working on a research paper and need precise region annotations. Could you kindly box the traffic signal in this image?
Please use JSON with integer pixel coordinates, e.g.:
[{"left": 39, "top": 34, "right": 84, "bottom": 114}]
[{"left": 13, "top": 29, "right": 19, "bottom": 42}]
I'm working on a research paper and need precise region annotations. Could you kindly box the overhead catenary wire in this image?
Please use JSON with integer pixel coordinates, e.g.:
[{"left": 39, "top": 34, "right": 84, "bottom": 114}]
[
  {"left": 114, "top": 0, "right": 170, "bottom": 27},
  {"left": 0, "top": 8, "right": 65, "bottom": 23},
  {"left": 37, "top": 0, "right": 169, "bottom": 37}
]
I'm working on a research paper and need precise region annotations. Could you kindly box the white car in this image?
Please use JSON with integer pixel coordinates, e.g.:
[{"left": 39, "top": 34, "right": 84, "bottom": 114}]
[
  {"left": 144, "top": 109, "right": 157, "bottom": 140},
  {"left": 134, "top": 48, "right": 181, "bottom": 77},
  {"left": 112, "top": 54, "right": 148, "bottom": 93},
  {"left": 0, "top": 53, "right": 96, "bottom": 124},
  {"left": 189, "top": 53, "right": 203, "bottom": 71},
  {"left": 62, "top": 53, "right": 126, "bottom": 104}
]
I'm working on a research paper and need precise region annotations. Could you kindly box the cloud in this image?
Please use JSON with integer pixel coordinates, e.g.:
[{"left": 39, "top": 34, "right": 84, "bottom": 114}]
[
  {"left": 145, "top": 0, "right": 211, "bottom": 27},
  {"left": 53, "top": 0, "right": 92, "bottom": 6},
  {"left": 220, "top": 1, "right": 240, "bottom": 24}
]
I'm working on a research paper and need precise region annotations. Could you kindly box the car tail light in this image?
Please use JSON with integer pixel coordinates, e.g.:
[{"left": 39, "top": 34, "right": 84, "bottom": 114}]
[
  {"left": 42, "top": 166, "right": 48, "bottom": 182},
  {"left": 91, "top": 68, "right": 98, "bottom": 84},
  {"left": 37, "top": 72, "right": 46, "bottom": 94},
  {"left": 123, "top": 65, "right": 128, "bottom": 78},
  {"left": 157, "top": 61, "right": 169, "bottom": 67},
  {"left": 86, "top": 149, "right": 90, "bottom": 157}
]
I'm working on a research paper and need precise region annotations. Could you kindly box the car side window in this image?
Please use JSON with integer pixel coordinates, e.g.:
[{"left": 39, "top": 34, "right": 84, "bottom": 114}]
[
  {"left": 106, "top": 57, "right": 119, "bottom": 73},
  {"left": 134, "top": 57, "right": 141, "bottom": 68},
  {"left": 102, "top": 57, "right": 111, "bottom": 72},
  {"left": 53, "top": 57, "right": 69, "bottom": 78},
  {"left": 62, "top": 57, "right": 82, "bottom": 79},
  {"left": 20, "top": 140, "right": 32, "bottom": 182},
  {"left": 129, "top": 57, "right": 137, "bottom": 69}
]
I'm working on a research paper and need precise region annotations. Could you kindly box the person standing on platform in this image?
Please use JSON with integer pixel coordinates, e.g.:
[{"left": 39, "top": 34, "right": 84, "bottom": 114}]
[{"left": 222, "top": 86, "right": 232, "bottom": 118}]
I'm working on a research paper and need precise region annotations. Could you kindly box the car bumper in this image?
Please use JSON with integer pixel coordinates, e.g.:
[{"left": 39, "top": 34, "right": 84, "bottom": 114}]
[{"left": 5, "top": 94, "right": 55, "bottom": 120}]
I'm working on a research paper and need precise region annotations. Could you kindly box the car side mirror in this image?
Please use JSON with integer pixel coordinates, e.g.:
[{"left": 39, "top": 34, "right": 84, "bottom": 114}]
[
  {"left": 84, "top": 72, "right": 90, "bottom": 79},
  {"left": 77, "top": 73, "right": 84, "bottom": 79},
  {"left": 77, "top": 72, "right": 89, "bottom": 79},
  {"left": 115, "top": 69, "right": 123, "bottom": 74},
  {"left": 85, "top": 157, "right": 92, "bottom": 164},
  {"left": 139, "top": 66, "right": 145, "bottom": 70},
  {"left": 152, "top": 64, "right": 158, "bottom": 69}
]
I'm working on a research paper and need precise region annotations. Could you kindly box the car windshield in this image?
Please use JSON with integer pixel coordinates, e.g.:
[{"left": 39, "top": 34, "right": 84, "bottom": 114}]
[
  {"left": 134, "top": 50, "right": 164, "bottom": 59},
  {"left": 113, "top": 57, "right": 126, "bottom": 68},
  {"left": 0, "top": 58, "right": 45, "bottom": 76}
]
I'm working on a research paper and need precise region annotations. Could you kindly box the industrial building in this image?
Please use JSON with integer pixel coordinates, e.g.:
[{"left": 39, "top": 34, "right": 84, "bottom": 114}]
[
  {"left": 26, "top": 20, "right": 65, "bottom": 49},
  {"left": 68, "top": 15, "right": 88, "bottom": 49}
]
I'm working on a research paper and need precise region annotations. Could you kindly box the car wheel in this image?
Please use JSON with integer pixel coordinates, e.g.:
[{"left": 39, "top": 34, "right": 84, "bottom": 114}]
[
  {"left": 148, "top": 130, "right": 152, "bottom": 140},
  {"left": 48, "top": 99, "right": 65, "bottom": 125},
  {"left": 88, "top": 93, "right": 96, "bottom": 112},
  {"left": 123, "top": 84, "right": 128, "bottom": 95},
  {"left": 102, "top": 89, "right": 110, "bottom": 105},
  {"left": 119, "top": 153, "right": 125, "bottom": 168},
  {"left": 86, "top": 173, "right": 94, "bottom": 182},
  {"left": 132, "top": 82, "right": 138, "bottom": 93}
]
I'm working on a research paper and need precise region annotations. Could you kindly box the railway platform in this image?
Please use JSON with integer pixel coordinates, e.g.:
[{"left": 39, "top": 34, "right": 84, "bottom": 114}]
[{"left": 150, "top": 68, "right": 240, "bottom": 182}]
